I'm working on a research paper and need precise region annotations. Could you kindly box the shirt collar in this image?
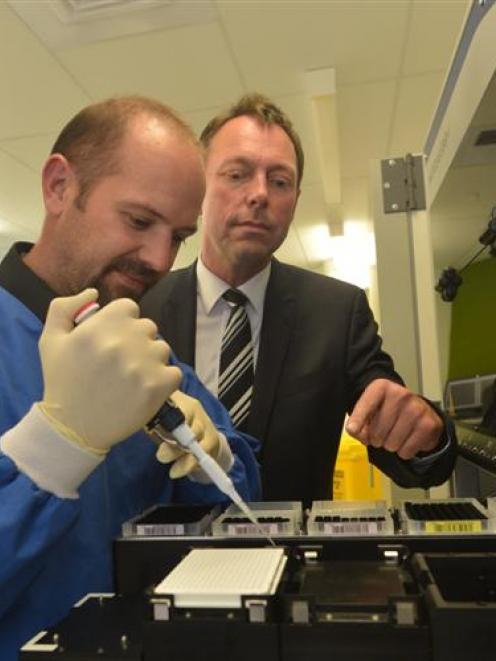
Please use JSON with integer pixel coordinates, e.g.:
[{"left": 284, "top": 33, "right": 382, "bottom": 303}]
[
  {"left": 196, "top": 258, "right": 271, "bottom": 315},
  {"left": 0, "top": 242, "right": 55, "bottom": 322}
]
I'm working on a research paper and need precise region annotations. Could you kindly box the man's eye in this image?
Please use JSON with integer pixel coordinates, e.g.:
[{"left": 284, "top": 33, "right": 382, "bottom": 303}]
[
  {"left": 225, "top": 170, "right": 245, "bottom": 182},
  {"left": 270, "top": 177, "right": 292, "bottom": 190},
  {"left": 130, "top": 216, "right": 151, "bottom": 230}
]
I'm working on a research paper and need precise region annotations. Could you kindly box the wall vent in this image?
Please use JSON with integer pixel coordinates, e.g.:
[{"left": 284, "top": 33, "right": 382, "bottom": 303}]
[
  {"left": 475, "top": 129, "right": 496, "bottom": 146},
  {"left": 7, "top": 0, "right": 214, "bottom": 50},
  {"left": 52, "top": 0, "right": 170, "bottom": 24}
]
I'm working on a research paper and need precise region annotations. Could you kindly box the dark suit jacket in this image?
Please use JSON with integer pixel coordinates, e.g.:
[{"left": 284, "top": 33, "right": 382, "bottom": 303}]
[{"left": 141, "top": 259, "right": 456, "bottom": 505}]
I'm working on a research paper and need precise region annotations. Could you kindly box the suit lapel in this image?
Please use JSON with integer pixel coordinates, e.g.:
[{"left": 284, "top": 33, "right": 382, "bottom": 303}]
[
  {"left": 248, "top": 260, "right": 296, "bottom": 445},
  {"left": 160, "top": 264, "right": 197, "bottom": 366}
]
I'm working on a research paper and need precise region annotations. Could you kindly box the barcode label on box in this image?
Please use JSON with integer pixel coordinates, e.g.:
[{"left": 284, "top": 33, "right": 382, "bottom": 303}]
[
  {"left": 136, "top": 523, "right": 185, "bottom": 536},
  {"left": 425, "top": 520, "right": 482, "bottom": 534},
  {"left": 322, "top": 522, "right": 380, "bottom": 535},
  {"left": 227, "top": 523, "right": 280, "bottom": 535}
]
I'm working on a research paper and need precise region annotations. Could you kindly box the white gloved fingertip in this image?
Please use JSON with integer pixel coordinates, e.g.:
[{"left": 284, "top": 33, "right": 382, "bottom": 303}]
[
  {"left": 169, "top": 454, "right": 197, "bottom": 479},
  {"left": 155, "top": 441, "right": 182, "bottom": 464}
]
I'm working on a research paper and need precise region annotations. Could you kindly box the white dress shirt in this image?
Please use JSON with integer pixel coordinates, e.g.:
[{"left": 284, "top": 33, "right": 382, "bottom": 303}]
[{"left": 195, "top": 258, "right": 271, "bottom": 396}]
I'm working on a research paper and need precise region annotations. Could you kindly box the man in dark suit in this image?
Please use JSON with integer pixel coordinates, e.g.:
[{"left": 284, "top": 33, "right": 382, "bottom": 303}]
[{"left": 141, "top": 93, "right": 456, "bottom": 506}]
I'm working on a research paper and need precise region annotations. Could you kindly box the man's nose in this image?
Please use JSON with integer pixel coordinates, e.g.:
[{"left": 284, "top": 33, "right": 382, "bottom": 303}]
[
  {"left": 246, "top": 173, "right": 268, "bottom": 208},
  {"left": 139, "top": 236, "right": 174, "bottom": 275}
]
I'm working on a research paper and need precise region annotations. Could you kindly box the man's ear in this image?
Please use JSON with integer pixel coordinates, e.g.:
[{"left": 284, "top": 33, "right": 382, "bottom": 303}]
[{"left": 42, "top": 154, "right": 75, "bottom": 215}]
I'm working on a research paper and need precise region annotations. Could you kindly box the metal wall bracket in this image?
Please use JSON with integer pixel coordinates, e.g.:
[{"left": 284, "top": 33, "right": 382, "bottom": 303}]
[{"left": 381, "top": 154, "right": 426, "bottom": 214}]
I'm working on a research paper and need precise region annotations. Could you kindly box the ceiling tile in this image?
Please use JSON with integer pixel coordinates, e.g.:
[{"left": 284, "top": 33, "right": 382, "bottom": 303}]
[
  {"left": 338, "top": 79, "right": 396, "bottom": 178},
  {"left": 403, "top": 0, "right": 470, "bottom": 76},
  {"left": 389, "top": 72, "right": 444, "bottom": 156},
  {"left": 0, "top": 0, "right": 469, "bottom": 276},
  {"left": 182, "top": 105, "right": 224, "bottom": 136},
  {"left": 0, "top": 3, "right": 89, "bottom": 140},
  {"left": 217, "top": 0, "right": 409, "bottom": 96},
  {"left": 57, "top": 22, "right": 244, "bottom": 111},
  {"left": 0, "top": 134, "right": 57, "bottom": 174},
  {"left": 0, "top": 151, "right": 43, "bottom": 237}
]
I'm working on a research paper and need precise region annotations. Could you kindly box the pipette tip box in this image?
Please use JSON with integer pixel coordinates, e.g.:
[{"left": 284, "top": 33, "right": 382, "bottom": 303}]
[
  {"left": 121, "top": 504, "right": 220, "bottom": 537},
  {"left": 307, "top": 500, "right": 393, "bottom": 536},
  {"left": 212, "top": 501, "right": 302, "bottom": 537},
  {"left": 400, "top": 498, "right": 495, "bottom": 535}
]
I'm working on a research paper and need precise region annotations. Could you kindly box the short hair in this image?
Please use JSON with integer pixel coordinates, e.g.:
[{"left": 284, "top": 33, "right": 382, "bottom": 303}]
[
  {"left": 50, "top": 95, "right": 198, "bottom": 208},
  {"left": 200, "top": 93, "right": 304, "bottom": 186}
]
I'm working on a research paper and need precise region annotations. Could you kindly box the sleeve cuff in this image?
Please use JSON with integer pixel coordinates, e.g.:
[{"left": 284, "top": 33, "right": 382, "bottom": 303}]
[
  {"left": 409, "top": 434, "right": 452, "bottom": 474},
  {"left": 0, "top": 404, "right": 103, "bottom": 498}
]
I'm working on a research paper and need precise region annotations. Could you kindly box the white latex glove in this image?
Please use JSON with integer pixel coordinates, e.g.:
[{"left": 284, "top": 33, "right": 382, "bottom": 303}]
[
  {"left": 153, "top": 390, "right": 232, "bottom": 480},
  {"left": 39, "top": 289, "right": 182, "bottom": 454}
]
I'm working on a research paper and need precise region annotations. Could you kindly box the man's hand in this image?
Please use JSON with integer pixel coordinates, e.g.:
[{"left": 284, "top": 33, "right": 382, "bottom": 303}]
[
  {"left": 345, "top": 379, "right": 443, "bottom": 460},
  {"left": 154, "top": 390, "right": 229, "bottom": 479},
  {"left": 39, "top": 289, "right": 182, "bottom": 454}
]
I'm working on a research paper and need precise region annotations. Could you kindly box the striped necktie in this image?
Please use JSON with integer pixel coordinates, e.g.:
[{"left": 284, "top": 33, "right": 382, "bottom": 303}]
[{"left": 218, "top": 289, "right": 254, "bottom": 430}]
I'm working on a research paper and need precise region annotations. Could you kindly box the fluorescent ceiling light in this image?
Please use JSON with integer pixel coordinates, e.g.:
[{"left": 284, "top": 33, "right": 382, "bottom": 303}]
[{"left": 325, "top": 220, "right": 376, "bottom": 289}]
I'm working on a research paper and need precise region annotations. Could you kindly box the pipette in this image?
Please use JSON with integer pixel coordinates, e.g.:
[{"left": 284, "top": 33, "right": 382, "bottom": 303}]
[{"left": 74, "top": 301, "right": 275, "bottom": 545}]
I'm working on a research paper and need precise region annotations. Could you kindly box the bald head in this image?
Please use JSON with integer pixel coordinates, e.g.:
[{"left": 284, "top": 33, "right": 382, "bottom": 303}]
[{"left": 50, "top": 95, "right": 199, "bottom": 209}]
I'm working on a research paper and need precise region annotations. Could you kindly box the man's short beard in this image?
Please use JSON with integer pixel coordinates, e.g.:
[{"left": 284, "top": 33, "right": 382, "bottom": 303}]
[
  {"left": 89, "top": 256, "right": 160, "bottom": 305},
  {"left": 92, "top": 280, "right": 122, "bottom": 306}
]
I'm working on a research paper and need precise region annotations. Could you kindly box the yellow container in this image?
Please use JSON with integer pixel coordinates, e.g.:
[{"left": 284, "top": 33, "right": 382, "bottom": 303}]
[{"left": 333, "top": 433, "right": 383, "bottom": 501}]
